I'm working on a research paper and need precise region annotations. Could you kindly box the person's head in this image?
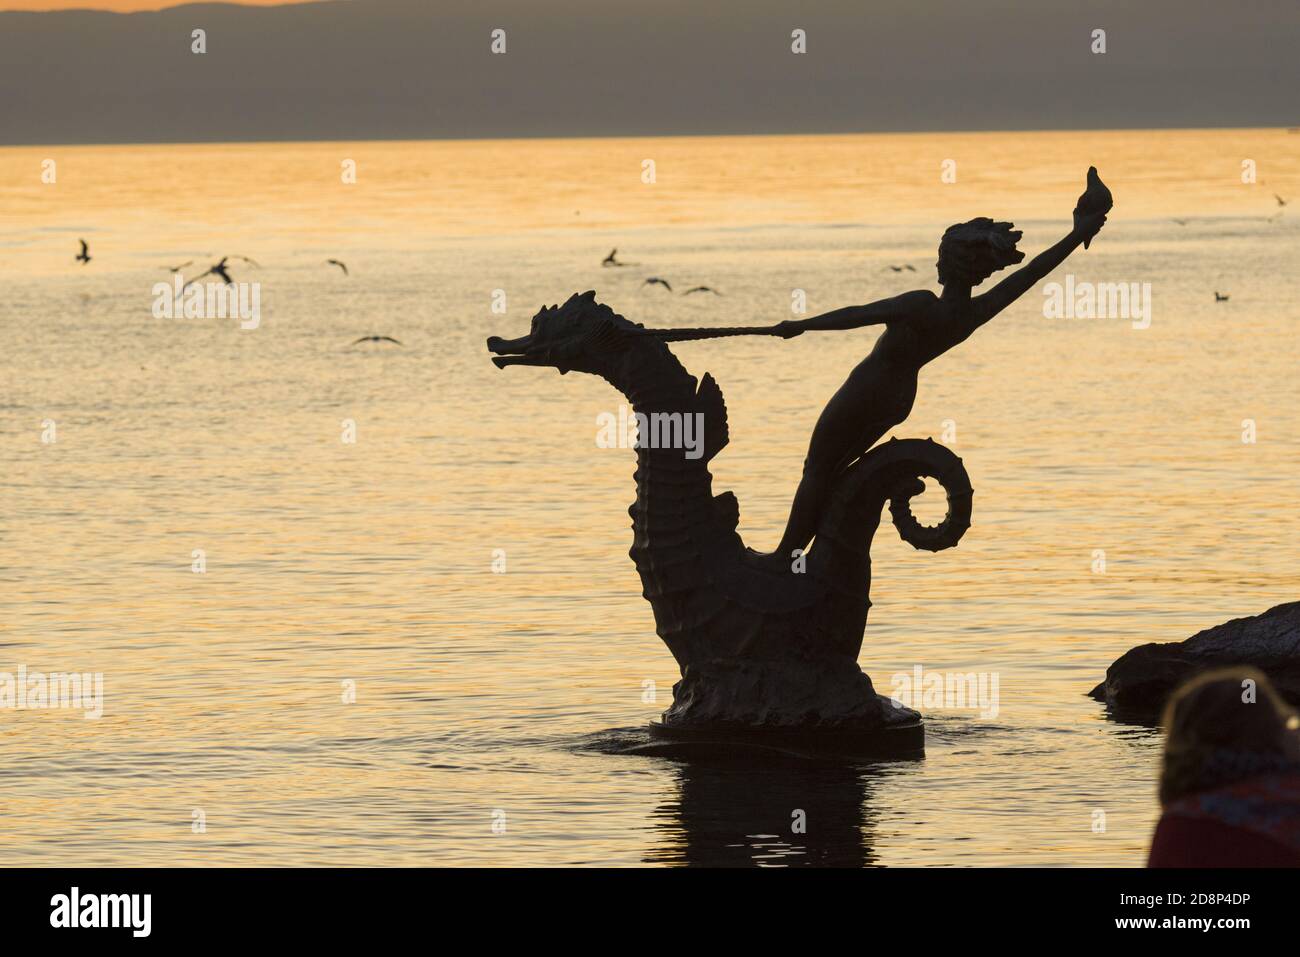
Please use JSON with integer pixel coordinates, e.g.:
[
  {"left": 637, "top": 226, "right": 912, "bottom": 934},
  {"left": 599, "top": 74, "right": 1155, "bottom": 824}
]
[
  {"left": 936, "top": 218, "right": 1024, "bottom": 288},
  {"left": 1159, "top": 667, "right": 1300, "bottom": 806}
]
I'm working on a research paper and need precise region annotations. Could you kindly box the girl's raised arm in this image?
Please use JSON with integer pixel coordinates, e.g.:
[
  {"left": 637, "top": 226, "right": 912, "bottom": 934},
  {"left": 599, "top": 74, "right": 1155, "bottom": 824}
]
[{"left": 971, "top": 168, "right": 1111, "bottom": 327}]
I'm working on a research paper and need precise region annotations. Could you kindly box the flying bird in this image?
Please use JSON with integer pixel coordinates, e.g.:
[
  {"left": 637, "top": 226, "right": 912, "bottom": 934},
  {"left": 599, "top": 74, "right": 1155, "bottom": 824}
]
[
  {"left": 327, "top": 259, "right": 349, "bottom": 275},
  {"left": 886, "top": 264, "right": 916, "bottom": 272},
  {"left": 1274, "top": 194, "right": 1287, "bottom": 207},
  {"left": 164, "top": 261, "right": 193, "bottom": 273},
  {"left": 1073, "top": 166, "right": 1113, "bottom": 249},
  {"left": 1214, "top": 292, "right": 1230, "bottom": 302},
  {"left": 602, "top": 248, "right": 623, "bottom": 267},
  {"left": 683, "top": 285, "right": 721, "bottom": 295},
  {"left": 184, "top": 257, "right": 235, "bottom": 290},
  {"left": 75, "top": 239, "right": 91, "bottom": 264},
  {"left": 352, "top": 335, "right": 402, "bottom": 346},
  {"left": 643, "top": 277, "right": 673, "bottom": 292},
  {"left": 230, "top": 255, "right": 261, "bottom": 268}
]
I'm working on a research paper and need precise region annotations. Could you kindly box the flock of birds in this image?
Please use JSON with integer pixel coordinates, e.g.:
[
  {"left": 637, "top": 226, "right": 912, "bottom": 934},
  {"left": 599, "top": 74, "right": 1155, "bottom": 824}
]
[
  {"left": 71, "top": 240, "right": 397, "bottom": 346},
  {"left": 606, "top": 245, "right": 920, "bottom": 295},
  {"left": 69, "top": 190, "right": 1290, "bottom": 337},
  {"left": 602, "top": 248, "right": 722, "bottom": 295},
  {"left": 605, "top": 187, "right": 1279, "bottom": 306}
]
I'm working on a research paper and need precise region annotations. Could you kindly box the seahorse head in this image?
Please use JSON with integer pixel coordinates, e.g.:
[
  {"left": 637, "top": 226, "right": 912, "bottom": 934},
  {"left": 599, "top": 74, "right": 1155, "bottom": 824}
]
[{"left": 487, "top": 290, "right": 658, "bottom": 378}]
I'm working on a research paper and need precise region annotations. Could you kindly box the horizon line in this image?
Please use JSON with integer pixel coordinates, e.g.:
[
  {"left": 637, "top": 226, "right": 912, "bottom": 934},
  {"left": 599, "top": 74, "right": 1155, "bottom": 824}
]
[{"left": 3, "top": 124, "right": 1296, "bottom": 152}]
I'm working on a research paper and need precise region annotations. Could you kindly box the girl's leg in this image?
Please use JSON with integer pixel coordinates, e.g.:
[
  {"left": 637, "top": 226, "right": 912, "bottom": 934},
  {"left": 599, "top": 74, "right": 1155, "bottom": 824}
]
[
  {"left": 773, "top": 414, "right": 897, "bottom": 559},
  {"left": 774, "top": 463, "right": 834, "bottom": 559}
]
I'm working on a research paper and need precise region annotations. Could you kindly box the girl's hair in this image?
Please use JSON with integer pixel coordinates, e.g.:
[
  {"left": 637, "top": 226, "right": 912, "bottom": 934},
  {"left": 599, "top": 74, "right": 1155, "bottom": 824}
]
[
  {"left": 1159, "top": 667, "right": 1300, "bottom": 806},
  {"left": 936, "top": 217, "right": 1024, "bottom": 287}
]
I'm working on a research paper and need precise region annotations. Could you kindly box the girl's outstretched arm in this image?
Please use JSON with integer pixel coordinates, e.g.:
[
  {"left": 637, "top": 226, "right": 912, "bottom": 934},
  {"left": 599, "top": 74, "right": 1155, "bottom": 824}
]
[{"left": 775, "top": 290, "right": 935, "bottom": 337}]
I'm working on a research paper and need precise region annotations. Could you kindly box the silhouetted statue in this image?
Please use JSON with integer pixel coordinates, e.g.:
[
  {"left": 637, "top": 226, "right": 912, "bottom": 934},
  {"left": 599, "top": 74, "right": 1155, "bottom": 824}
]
[
  {"left": 767, "top": 169, "right": 1110, "bottom": 558},
  {"left": 488, "top": 169, "right": 1111, "bottom": 753}
]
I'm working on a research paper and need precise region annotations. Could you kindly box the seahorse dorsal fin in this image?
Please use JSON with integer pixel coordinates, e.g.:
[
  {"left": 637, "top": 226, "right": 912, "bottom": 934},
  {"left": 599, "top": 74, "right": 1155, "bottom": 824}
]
[{"left": 695, "top": 372, "right": 729, "bottom": 461}]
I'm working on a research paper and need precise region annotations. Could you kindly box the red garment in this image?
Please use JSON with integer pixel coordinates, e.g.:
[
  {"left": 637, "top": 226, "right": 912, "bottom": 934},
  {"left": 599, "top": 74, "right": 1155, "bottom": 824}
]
[
  {"left": 1148, "top": 772, "right": 1300, "bottom": 868},
  {"left": 1148, "top": 813, "right": 1300, "bottom": 867}
]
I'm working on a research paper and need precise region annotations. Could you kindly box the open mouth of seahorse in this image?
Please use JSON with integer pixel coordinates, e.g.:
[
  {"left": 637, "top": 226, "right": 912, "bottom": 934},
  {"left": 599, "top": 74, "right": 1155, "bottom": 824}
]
[{"left": 486, "top": 335, "right": 570, "bottom": 374}]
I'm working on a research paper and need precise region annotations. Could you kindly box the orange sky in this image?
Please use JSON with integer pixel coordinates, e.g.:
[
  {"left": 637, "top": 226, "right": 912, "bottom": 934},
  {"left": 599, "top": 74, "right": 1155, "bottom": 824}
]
[{"left": 3, "top": 0, "right": 315, "bottom": 10}]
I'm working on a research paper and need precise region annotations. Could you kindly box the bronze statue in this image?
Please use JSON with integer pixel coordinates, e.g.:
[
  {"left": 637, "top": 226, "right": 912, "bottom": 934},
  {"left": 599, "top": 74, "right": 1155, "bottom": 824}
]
[
  {"left": 770, "top": 172, "right": 1110, "bottom": 557},
  {"left": 653, "top": 169, "right": 1112, "bottom": 562},
  {"left": 487, "top": 169, "right": 1111, "bottom": 756}
]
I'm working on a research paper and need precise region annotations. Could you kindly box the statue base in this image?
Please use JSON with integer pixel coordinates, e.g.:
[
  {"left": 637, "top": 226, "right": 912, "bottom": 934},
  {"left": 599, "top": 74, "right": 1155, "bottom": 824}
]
[{"left": 645, "top": 713, "right": 924, "bottom": 762}]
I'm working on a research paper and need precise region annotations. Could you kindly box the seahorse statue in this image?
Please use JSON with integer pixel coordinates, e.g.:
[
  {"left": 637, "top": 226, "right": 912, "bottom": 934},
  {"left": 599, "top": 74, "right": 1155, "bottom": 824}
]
[{"left": 488, "top": 291, "right": 972, "bottom": 749}]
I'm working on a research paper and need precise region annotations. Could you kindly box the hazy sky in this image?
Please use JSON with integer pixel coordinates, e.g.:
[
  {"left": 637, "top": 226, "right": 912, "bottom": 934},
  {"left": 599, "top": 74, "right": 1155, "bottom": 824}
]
[{"left": 1, "top": 0, "right": 1297, "bottom": 145}]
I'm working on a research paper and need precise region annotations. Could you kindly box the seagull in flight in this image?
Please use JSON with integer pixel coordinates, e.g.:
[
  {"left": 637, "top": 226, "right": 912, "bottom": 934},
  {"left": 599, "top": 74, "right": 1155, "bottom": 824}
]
[
  {"left": 75, "top": 239, "right": 91, "bottom": 264},
  {"left": 886, "top": 264, "right": 916, "bottom": 272},
  {"left": 602, "top": 248, "right": 623, "bottom": 267},
  {"left": 351, "top": 335, "right": 402, "bottom": 346},
  {"left": 327, "top": 259, "right": 349, "bottom": 275},
  {"left": 683, "top": 285, "right": 721, "bottom": 295},
  {"left": 184, "top": 257, "right": 235, "bottom": 290},
  {"left": 1214, "top": 291, "right": 1230, "bottom": 302},
  {"left": 643, "top": 277, "right": 673, "bottom": 292},
  {"left": 164, "top": 261, "right": 193, "bottom": 273},
  {"left": 1275, "top": 194, "right": 1287, "bottom": 207}
]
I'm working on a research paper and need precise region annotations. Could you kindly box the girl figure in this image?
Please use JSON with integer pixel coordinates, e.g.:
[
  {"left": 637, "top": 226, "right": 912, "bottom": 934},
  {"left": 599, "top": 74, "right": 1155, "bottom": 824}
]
[{"left": 767, "top": 169, "right": 1111, "bottom": 558}]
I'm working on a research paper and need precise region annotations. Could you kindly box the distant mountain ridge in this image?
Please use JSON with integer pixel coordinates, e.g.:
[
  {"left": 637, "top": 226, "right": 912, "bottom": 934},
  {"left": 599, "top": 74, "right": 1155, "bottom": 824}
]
[{"left": 1, "top": 0, "right": 1297, "bottom": 144}]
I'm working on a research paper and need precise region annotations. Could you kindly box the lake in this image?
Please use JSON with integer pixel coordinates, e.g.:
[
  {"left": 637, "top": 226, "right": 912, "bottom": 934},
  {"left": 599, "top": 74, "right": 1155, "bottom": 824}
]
[{"left": 1, "top": 128, "right": 1297, "bottom": 865}]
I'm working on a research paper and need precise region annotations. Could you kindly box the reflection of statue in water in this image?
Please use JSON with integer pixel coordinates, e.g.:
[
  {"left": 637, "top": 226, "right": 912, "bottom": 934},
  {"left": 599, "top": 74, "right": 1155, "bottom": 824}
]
[
  {"left": 488, "top": 169, "right": 1111, "bottom": 754},
  {"left": 645, "top": 757, "right": 879, "bottom": 867}
]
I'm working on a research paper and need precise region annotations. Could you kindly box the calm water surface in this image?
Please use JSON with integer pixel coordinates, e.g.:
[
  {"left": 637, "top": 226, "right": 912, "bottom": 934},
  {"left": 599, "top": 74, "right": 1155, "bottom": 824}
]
[{"left": 1, "top": 129, "right": 1297, "bottom": 865}]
